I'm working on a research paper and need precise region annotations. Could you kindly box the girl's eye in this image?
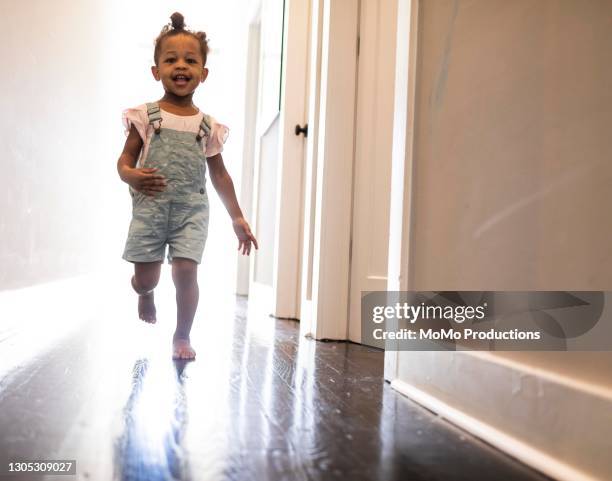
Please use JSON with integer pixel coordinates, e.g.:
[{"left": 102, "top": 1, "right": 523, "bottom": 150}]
[
  {"left": 187, "top": 59, "right": 197, "bottom": 64},
  {"left": 165, "top": 58, "right": 176, "bottom": 63}
]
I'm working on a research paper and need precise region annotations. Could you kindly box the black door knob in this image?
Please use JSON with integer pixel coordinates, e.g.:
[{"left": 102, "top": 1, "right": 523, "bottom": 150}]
[{"left": 295, "top": 123, "right": 308, "bottom": 138}]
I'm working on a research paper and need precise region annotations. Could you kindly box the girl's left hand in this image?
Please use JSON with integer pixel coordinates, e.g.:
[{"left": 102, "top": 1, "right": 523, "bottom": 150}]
[{"left": 232, "top": 217, "right": 259, "bottom": 255}]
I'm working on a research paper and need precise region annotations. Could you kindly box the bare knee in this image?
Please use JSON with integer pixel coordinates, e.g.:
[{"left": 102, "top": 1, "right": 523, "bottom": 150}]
[
  {"left": 172, "top": 258, "right": 198, "bottom": 290},
  {"left": 133, "top": 262, "right": 162, "bottom": 293}
]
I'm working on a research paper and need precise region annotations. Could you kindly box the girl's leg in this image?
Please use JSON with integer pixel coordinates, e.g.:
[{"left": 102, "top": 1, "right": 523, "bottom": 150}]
[
  {"left": 132, "top": 261, "right": 162, "bottom": 323},
  {"left": 171, "top": 258, "right": 199, "bottom": 359}
]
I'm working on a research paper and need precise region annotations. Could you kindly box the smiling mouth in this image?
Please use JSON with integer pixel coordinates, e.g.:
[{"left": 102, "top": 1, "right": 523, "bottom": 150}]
[{"left": 173, "top": 75, "right": 191, "bottom": 85}]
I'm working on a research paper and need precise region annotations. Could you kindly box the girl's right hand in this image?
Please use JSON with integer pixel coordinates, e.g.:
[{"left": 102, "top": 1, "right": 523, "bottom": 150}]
[{"left": 124, "top": 167, "right": 167, "bottom": 196}]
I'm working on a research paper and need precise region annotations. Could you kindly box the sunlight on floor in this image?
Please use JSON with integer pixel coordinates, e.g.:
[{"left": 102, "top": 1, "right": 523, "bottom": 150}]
[{"left": 0, "top": 261, "right": 239, "bottom": 386}]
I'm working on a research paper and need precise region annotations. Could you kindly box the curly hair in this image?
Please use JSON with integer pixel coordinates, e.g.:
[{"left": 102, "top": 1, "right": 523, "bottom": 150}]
[{"left": 153, "top": 12, "right": 209, "bottom": 66}]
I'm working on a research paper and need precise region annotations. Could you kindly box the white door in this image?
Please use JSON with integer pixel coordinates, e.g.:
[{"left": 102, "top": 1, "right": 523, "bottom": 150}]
[{"left": 244, "top": 0, "right": 311, "bottom": 318}]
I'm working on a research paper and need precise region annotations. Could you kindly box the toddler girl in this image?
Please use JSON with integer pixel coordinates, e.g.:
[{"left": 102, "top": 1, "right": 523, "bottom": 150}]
[{"left": 117, "top": 12, "right": 258, "bottom": 360}]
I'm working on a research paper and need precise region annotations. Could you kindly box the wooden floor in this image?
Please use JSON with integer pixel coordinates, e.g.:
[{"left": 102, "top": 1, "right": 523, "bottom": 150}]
[{"left": 0, "top": 274, "right": 553, "bottom": 481}]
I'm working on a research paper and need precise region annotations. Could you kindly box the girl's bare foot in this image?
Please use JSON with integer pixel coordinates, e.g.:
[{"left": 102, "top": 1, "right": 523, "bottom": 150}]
[
  {"left": 138, "top": 292, "right": 157, "bottom": 323},
  {"left": 132, "top": 276, "right": 157, "bottom": 323},
  {"left": 173, "top": 337, "right": 196, "bottom": 360}
]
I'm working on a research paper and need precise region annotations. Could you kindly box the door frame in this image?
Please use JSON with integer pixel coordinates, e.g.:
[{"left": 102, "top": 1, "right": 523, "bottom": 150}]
[
  {"left": 301, "top": 0, "right": 419, "bottom": 351},
  {"left": 299, "top": 0, "right": 324, "bottom": 336},
  {"left": 348, "top": 0, "right": 399, "bottom": 345}
]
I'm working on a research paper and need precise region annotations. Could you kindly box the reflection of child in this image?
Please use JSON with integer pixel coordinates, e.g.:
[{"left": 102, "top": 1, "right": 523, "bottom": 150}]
[{"left": 116, "top": 12, "right": 258, "bottom": 360}]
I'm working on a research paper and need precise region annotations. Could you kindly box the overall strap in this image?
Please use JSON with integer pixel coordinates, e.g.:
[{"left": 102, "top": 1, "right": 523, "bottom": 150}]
[
  {"left": 145, "top": 102, "right": 163, "bottom": 134},
  {"left": 196, "top": 113, "right": 212, "bottom": 142}
]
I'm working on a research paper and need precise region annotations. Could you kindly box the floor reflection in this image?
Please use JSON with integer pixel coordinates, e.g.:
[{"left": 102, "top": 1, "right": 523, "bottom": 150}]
[
  {"left": 0, "top": 277, "right": 553, "bottom": 481},
  {"left": 115, "top": 358, "right": 191, "bottom": 481}
]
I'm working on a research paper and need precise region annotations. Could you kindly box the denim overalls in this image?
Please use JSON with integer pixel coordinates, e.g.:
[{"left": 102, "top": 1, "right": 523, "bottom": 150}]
[{"left": 123, "top": 102, "right": 211, "bottom": 264}]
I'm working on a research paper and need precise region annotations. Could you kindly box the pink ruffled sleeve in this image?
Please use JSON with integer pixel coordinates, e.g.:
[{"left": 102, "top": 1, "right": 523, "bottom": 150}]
[
  {"left": 205, "top": 118, "right": 230, "bottom": 157},
  {"left": 122, "top": 105, "right": 148, "bottom": 142}
]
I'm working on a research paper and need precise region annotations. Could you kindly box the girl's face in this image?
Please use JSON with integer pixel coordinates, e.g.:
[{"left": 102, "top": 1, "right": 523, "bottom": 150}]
[{"left": 151, "top": 34, "right": 208, "bottom": 98}]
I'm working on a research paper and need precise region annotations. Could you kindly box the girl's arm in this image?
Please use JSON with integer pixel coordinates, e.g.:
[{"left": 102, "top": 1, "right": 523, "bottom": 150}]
[
  {"left": 117, "top": 125, "right": 167, "bottom": 196},
  {"left": 206, "top": 153, "right": 258, "bottom": 255}
]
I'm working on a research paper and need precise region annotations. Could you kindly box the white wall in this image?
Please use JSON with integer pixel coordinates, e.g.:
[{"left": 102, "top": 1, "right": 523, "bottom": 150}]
[
  {"left": 392, "top": 1, "right": 612, "bottom": 480},
  {"left": 0, "top": 0, "right": 110, "bottom": 289}
]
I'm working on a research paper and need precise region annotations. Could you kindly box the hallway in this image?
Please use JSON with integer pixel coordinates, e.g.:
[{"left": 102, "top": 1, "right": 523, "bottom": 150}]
[
  {"left": 0, "top": 274, "right": 551, "bottom": 481},
  {"left": 1, "top": 1, "right": 611, "bottom": 480}
]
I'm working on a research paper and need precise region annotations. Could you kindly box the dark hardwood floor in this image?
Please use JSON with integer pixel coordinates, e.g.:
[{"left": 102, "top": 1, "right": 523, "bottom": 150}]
[{"left": 0, "top": 274, "right": 553, "bottom": 481}]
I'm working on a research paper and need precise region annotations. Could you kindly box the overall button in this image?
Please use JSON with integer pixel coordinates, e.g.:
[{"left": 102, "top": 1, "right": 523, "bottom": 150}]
[{"left": 200, "top": 188, "right": 205, "bottom": 194}]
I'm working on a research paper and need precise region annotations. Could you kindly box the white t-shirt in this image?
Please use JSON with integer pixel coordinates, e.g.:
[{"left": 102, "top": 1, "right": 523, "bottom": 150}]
[{"left": 122, "top": 104, "right": 229, "bottom": 167}]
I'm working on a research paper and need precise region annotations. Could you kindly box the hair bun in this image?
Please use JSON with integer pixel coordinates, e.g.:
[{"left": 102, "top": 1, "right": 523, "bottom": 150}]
[
  {"left": 170, "top": 12, "right": 185, "bottom": 30},
  {"left": 153, "top": 12, "right": 209, "bottom": 66}
]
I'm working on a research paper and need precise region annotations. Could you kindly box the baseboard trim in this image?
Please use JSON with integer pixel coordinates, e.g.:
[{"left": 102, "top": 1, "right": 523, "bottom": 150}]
[{"left": 391, "top": 378, "right": 598, "bottom": 481}]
